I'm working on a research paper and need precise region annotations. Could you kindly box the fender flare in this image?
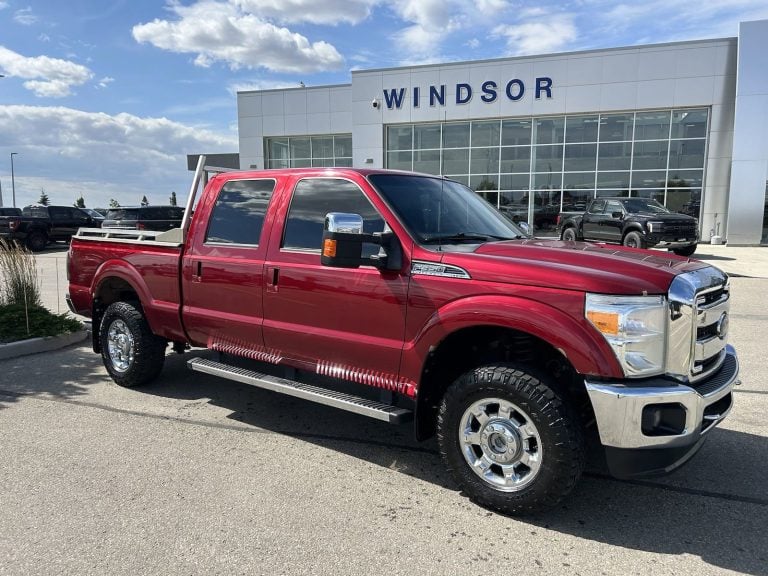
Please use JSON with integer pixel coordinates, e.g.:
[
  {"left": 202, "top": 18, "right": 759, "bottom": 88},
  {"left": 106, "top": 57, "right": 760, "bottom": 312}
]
[
  {"left": 401, "top": 294, "right": 622, "bottom": 388},
  {"left": 91, "top": 259, "right": 160, "bottom": 332}
]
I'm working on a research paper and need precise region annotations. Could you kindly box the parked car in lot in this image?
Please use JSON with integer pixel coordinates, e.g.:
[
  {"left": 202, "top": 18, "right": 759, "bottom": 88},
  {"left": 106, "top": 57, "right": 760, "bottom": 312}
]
[
  {"left": 102, "top": 206, "right": 184, "bottom": 231},
  {"left": 0, "top": 205, "right": 101, "bottom": 251},
  {"left": 557, "top": 197, "right": 699, "bottom": 256},
  {"left": 79, "top": 208, "right": 106, "bottom": 223}
]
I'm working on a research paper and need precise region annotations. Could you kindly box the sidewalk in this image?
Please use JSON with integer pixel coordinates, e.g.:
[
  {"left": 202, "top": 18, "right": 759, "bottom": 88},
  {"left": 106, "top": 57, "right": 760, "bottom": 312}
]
[{"left": 687, "top": 244, "right": 768, "bottom": 279}]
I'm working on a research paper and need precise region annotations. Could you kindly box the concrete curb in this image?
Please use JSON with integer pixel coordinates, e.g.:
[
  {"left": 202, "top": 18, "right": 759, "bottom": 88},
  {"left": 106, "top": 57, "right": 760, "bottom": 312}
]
[{"left": 0, "top": 330, "right": 90, "bottom": 361}]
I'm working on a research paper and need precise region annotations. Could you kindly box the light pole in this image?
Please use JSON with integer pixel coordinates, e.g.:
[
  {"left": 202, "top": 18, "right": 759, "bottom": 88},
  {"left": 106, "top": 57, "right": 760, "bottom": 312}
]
[{"left": 10, "top": 152, "right": 18, "bottom": 208}]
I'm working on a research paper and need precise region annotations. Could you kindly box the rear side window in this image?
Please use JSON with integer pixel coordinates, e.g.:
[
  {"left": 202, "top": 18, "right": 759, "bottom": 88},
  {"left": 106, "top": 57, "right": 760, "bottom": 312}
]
[
  {"left": 23, "top": 206, "right": 49, "bottom": 218},
  {"left": 205, "top": 179, "right": 275, "bottom": 245},
  {"left": 282, "top": 178, "right": 384, "bottom": 252},
  {"left": 106, "top": 209, "right": 138, "bottom": 220}
]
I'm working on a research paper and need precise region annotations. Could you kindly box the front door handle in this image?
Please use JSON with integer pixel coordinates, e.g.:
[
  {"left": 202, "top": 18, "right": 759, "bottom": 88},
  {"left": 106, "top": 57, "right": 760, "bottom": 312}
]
[{"left": 267, "top": 266, "right": 279, "bottom": 293}]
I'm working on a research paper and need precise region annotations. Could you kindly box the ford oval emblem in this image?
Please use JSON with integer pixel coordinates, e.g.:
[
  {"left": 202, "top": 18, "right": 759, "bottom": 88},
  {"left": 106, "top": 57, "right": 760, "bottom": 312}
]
[{"left": 716, "top": 312, "right": 729, "bottom": 339}]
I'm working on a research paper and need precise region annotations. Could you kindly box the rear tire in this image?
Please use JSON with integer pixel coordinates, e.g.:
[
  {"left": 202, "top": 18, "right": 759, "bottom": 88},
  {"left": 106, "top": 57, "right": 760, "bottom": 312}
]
[
  {"left": 437, "top": 364, "right": 584, "bottom": 516},
  {"left": 672, "top": 244, "right": 697, "bottom": 257},
  {"left": 99, "top": 301, "right": 166, "bottom": 387},
  {"left": 623, "top": 231, "right": 646, "bottom": 249},
  {"left": 561, "top": 227, "right": 577, "bottom": 242},
  {"left": 26, "top": 231, "right": 48, "bottom": 252}
]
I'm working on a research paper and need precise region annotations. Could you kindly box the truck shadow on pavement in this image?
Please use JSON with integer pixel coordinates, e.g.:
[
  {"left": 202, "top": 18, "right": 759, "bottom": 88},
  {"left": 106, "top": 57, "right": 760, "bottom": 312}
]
[
  {"left": 149, "top": 351, "right": 768, "bottom": 576},
  {"left": 1, "top": 346, "right": 766, "bottom": 575}
]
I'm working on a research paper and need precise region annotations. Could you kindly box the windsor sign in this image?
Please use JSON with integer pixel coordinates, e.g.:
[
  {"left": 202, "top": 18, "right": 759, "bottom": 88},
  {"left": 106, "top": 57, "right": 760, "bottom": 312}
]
[{"left": 382, "top": 77, "right": 553, "bottom": 109}]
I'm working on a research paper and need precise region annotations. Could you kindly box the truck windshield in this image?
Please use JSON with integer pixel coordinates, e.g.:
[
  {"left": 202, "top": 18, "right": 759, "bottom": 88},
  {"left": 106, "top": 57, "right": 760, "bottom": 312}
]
[
  {"left": 621, "top": 199, "right": 670, "bottom": 214},
  {"left": 368, "top": 174, "right": 523, "bottom": 244}
]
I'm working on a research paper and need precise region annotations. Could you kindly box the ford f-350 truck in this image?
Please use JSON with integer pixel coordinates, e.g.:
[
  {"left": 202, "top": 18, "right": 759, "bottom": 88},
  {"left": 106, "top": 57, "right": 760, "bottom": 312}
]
[{"left": 66, "top": 162, "right": 739, "bottom": 515}]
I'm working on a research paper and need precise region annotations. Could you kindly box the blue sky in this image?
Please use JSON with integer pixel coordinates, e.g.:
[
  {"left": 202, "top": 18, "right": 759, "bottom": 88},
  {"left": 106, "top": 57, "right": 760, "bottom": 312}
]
[{"left": 1, "top": 0, "right": 767, "bottom": 209}]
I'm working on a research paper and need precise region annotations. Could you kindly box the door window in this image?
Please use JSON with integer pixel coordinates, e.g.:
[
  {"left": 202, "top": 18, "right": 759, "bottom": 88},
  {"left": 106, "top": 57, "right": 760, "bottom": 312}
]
[
  {"left": 205, "top": 179, "right": 276, "bottom": 245},
  {"left": 588, "top": 199, "right": 606, "bottom": 214},
  {"left": 605, "top": 200, "right": 623, "bottom": 215},
  {"left": 282, "top": 178, "right": 384, "bottom": 253}
]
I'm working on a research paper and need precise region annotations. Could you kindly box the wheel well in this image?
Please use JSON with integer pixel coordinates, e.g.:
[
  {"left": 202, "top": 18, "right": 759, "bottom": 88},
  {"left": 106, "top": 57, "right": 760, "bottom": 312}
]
[
  {"left": 622, "top": 226, "right": 644, "bottom": 239},
  {"left": 91, "top": 277, "right": 141, "bottom": 353},
  {"left": 415, "top": 326, "right": 592, "bottom": 440}
]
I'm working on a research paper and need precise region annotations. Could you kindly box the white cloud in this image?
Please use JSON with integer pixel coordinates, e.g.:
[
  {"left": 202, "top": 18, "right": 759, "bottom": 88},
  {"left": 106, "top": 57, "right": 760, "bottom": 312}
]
[
  {"left": 38, "top": 33, "right": 51, "bottom": 42},
  {"left": 474, "top": 0, "right": 509, "bottom": 15},
  {"left": 390, "top": 0, "right": 463, "bottom": 57},
  {"left": 96, "top": 76, "right": 114, "bottom": 89},
  {"left": 234, "top": 0, "right": 379, "bottom": 25},
  {"left": 581, "top": 0, "right": 768, "bottom": 42},
  {"left": 0, "top": 46, "right": 93, "bottom": 97},
  {"left": 228, "top": 80, "right": 302, "bottom": 95},
  {"left": 493, "top": 15, "right": 578, "bottom": 55},
  {"left": 132, "top": 0, "right": 344, "bottom": 73},
  {"left": 13, "top": 6, "right": 37, "bottom": 25},
  {"left": 0, "top": 1, "right": 9, "bottom": 10},
  {"left": 0, "top": 105, "right": 237, "bottom": 208}
]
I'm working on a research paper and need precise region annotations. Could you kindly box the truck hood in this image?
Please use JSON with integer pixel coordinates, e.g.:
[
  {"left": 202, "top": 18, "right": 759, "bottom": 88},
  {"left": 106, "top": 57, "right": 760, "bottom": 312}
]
[{"left": 445, "top": 239, "right": 711, "bottom": 295}]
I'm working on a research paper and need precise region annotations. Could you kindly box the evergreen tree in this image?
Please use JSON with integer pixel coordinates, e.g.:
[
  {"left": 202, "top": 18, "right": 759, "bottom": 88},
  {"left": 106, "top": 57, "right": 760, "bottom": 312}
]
[
  {"left": 141, "top": 195, "right": 149, "bottom": 206},
  {"left": 38, "top": 189, "right": 50, "bottom": 206},
  {"left": 169, "top": 191, "right": 177, "bottom": 206},
  {"left": 109, "top": 198, "right": 120, "bottom": 208},
  {"left": 74, "top": 195, "right": 86, "bottom": 208}
]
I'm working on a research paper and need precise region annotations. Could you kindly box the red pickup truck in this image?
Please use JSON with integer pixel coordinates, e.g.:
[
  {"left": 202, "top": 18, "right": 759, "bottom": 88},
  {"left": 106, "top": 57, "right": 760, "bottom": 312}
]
[{"left": 67, "top": 165, "right": 739, "bottom": 515}]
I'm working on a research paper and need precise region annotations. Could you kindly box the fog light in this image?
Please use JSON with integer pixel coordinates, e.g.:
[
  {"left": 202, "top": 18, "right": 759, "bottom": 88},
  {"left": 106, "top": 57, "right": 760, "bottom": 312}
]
[{"left": 641, "top": 404, "right": 687, "bottom": 436}]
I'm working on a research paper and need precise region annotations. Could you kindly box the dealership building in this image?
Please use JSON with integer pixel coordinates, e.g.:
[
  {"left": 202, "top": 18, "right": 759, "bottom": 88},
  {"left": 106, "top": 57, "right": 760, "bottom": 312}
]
[{"left": 237, "top": 19, "right": 768, "bottom": 245}]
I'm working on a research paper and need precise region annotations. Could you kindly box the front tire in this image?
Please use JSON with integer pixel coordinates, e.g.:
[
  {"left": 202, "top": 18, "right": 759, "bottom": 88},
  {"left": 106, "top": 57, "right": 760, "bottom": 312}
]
[
  {"left": 623, "top": 231, "right": 646, "bottom": 249},
  {"left": 99, "top": 301, "right": 166, "bottom": 387},
  {"left": 437, "top": 364, "right": 584, "bottom": 516}
]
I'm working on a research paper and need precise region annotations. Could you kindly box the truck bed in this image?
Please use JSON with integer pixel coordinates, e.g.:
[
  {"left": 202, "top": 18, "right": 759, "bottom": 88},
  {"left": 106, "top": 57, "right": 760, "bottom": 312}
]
[{"left": 68, "top": 227, "right": 186, "bottom": 342}]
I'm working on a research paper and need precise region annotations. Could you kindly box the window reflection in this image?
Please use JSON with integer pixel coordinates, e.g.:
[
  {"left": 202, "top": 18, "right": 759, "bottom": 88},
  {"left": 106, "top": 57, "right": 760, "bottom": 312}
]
[{"left": 206, "top": 179, "right": 275, "bottom": 245}]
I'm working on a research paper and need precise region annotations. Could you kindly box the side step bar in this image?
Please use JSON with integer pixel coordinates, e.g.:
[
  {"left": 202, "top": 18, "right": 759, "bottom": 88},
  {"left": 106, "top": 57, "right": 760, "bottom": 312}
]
[{"left": 188, "top": 358, "right": 413, "bottom": 424}]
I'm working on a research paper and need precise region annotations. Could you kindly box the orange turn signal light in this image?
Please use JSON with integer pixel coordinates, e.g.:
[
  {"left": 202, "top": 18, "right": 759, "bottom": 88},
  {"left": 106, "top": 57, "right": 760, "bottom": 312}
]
[
  {"left": 587, "top": 310, "right": 619, "bottom": 335},
  {"left": 323, "top": 238, "right": 337, "bottom": 258}
]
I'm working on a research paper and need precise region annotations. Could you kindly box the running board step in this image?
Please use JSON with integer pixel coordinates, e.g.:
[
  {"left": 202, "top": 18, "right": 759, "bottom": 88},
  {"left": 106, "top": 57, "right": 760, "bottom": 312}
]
[{"left": 188, "top": 358, "right": 413, "bottom": 424}]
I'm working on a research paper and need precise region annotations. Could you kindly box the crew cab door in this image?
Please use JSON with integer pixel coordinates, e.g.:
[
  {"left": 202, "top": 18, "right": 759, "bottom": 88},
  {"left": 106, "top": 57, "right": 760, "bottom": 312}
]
[
  {"left": 262, "top": 176, "right": 409, "bottom": 383},
  {"left": 180, "top": 177, "right": 277, "bottom": 352}
]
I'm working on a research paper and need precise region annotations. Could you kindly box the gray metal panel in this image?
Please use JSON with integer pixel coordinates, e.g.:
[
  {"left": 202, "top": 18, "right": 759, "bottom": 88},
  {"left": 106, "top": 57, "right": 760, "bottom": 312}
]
[{"left": 726, "top": 19, "right": 768, "bottom": 245}]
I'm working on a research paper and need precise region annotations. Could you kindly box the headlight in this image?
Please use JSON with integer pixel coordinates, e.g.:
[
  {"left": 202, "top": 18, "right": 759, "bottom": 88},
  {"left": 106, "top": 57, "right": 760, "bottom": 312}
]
[
  {"left": 585, "top": 294, "right": 667, "bottom": 377},
  {"left": 647, "top": 221, "right": 663, "bottom": 233}
]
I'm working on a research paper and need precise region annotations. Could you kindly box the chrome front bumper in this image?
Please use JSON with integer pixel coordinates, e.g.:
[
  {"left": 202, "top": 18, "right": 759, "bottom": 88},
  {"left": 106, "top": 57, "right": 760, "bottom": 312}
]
[{"left": 585, "top": 345, "right": 739, "bottom": 451}]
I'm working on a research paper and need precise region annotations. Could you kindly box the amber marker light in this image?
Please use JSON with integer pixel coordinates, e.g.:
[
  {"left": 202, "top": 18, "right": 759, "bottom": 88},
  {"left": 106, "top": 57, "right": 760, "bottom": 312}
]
[
  {"left": 586, "top": 310, "right": 619, "bottom": 336},
  {"left": 323, "top": 238, "right": 337, "bottom": 258}
]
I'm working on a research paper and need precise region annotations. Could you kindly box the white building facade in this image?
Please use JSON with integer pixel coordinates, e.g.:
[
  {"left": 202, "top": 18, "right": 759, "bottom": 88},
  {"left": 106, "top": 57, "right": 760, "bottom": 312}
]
[{"left": 238, "top": 20, "right": 768, "bottom": 245}]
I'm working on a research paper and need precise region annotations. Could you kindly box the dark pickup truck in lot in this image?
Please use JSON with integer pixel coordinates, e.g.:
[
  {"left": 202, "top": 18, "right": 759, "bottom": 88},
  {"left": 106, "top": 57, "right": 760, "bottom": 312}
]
[
  {"left": 0, "top": 205, "right": 102, "bottom": 251},
  {"left": 67, "top": 163, "right": 738, "bottom": 515},
  {"left": 557, "top": 197, "right": 699, "bottom": 256}
]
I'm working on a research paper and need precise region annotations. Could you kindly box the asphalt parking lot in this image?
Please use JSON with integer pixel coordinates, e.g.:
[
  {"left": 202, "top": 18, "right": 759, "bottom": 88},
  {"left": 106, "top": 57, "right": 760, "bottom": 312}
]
[{"left": 1, "top": 243, "right": 766, "bottom": 575}]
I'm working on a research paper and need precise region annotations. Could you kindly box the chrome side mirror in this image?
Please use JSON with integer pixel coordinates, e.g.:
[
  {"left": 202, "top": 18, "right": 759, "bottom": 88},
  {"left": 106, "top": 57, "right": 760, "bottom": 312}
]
[{"left": 325, "top": 212, "right": 363, "bottom": 234}]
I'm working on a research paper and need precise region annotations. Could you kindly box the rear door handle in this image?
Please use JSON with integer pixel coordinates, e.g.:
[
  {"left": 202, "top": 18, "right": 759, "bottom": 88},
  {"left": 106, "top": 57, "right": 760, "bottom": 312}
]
[{"left": 191, "top": 260, "right": 203, "bottom": 283}]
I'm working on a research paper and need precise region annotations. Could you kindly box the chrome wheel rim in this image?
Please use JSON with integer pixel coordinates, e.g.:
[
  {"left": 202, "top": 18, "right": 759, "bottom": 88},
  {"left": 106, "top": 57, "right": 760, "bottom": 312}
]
[
  {"left": 107, "top": 319, "right": 134, "bottom": 373},
  {"left": 458, "top": 398, "right": 543, "bottom": 492}
]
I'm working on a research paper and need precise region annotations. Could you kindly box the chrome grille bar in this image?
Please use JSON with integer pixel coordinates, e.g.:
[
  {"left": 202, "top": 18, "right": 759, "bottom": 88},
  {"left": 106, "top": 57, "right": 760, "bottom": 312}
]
[{"left": 667, "top": 268, "right": 730, "bottom": 383}]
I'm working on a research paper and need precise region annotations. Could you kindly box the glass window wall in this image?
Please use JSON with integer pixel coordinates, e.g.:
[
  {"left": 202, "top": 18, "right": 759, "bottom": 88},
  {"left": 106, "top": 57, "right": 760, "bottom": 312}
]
[
  {"left": 265, "top": 134, "right": 353, "bottom": 168},
  {"left": 384, "top": 107, "right": 709, "bottom": 235}
]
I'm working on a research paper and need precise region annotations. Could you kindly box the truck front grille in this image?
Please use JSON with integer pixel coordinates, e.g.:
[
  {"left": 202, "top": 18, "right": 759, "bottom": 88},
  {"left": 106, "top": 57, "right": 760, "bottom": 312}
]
[
  {"left": 664, "top": 222, "right": 697, "bottom": 236},
  {"left": 667, "top": 268, "right": 730, "bottom": 384}
]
